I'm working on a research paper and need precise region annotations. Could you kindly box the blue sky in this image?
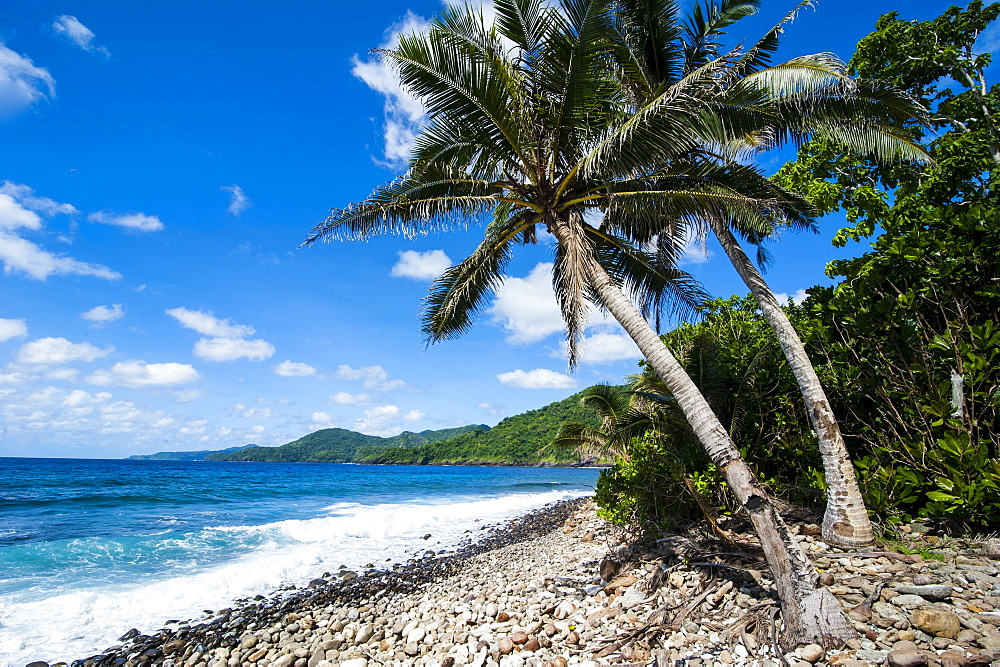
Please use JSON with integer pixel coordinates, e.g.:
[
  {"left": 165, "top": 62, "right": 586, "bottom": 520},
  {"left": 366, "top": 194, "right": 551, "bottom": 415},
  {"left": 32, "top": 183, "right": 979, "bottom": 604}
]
[{"left": 0, "top": 0, "right": 963, "bottom": 458}]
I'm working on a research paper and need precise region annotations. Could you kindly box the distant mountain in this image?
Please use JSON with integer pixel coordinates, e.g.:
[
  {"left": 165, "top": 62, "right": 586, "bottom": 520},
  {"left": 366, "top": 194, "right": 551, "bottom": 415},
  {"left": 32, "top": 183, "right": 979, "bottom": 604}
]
[
  {"left": 207, "top": 425, "right": 489, "bottom": 463},
  {"left": 354, "top": 390, "right": 602, "bottom": 465},
  {"left": 127, "top": 390, "right": 606, "bottom": 466},
  {"left": 126, "top": 445, "right": 258, "bottom": 461}
]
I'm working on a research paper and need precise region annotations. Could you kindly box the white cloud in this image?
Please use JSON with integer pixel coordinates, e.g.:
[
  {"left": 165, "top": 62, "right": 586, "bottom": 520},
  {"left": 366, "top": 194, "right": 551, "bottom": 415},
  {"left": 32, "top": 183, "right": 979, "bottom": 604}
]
[
  {"left": 167, "top": 308, "right": 273, "bottom": 362},
  {"left": 0, "top": 185, "right": 118, "bottom": 281},
  {"left": 52, "top": 15, "right": 110, "bottom": 59},
  {"left": 567, "top": 331, "right": 641, "bottom": 364},
  {"left": 165, "top": 307, "right": 255, "bottom": 338},
  {"left": 404, "top": 409, "right": 427, "bottom": 421},
  {"left": 194, "top": 337, "right": 275, "bottom": 362},
  {"left": 391, "top": 249, "right": 451, "bottom": 280},
  {"left": 496, "top": 368, "right": 576, "bottom": 389},
  {"left": 81, "top": 303, "right": 125, "bottom": 325},
  {"left": 353, "top": 404, "right": 403, "bottom": 436},
  {"left": 0, "top": 43, "right": 55, "bottom": 117},
  {"left": 351, "top": 12, "right": 430, "bottom": 165},
  {"left": 173, "top": 388, "right": 205, "bottom": 403},
  {"left": 311, "top": 411, "right": 336, "bottom": 423},
  {"left": 0, "top": 194, "right": 42, "bottom": 230},
  {"left": 0, "top": 230, "right": 120, "bottom": 280},
  {"left": 86, "top": 360, "right": 199, "bottom": 387},
  {"left": 16, "top": 337, "right": 112, "bottom": 365},
  {"left": 773, "top": 289, "right": 808, "bottom": 305},
  {"left": 88, "top": 210, "right": 164, "bottom": 232},
  {"left": 328, "top": 391, "right": 371, "bottom": 406},
  {"left": 0, "top": 318, "right": 27, "bottom": 342},
  {"left": 489, "top": 263, "right": 564, "bottom": 344},
  {"left": 240, "top": 407, "right": 275, "bottom": 418},
  {"left": 0, "top": 182, "right": 77, "bottom": 217},
  {"left": 273, "top": 360, "right": 317, "bottom": 377},
  {"left": 220, "top": 184, "right": 252, "bottom": 217},
  {"left": 335, "top": 364, "right": 406, "bottom": 390}
]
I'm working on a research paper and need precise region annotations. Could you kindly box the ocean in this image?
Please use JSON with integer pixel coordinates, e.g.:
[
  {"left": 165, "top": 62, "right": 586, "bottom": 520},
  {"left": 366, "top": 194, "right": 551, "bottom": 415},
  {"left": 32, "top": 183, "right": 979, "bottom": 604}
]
[{"left": 0, "top": 457, "right": 599, "bottom": 666}]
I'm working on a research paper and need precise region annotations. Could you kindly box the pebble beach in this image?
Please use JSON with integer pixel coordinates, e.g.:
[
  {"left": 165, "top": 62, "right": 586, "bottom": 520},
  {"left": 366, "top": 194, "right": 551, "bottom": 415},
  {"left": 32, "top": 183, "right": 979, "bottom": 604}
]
[{"left": 55, "top": 498, "right": 1000, "bottom": 667}]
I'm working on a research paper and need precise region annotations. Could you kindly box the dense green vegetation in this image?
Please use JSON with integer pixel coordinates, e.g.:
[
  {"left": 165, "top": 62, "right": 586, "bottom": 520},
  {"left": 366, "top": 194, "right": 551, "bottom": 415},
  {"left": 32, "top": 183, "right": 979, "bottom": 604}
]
[
  {"left": 207, "top": 425, "right": 488, "bottom": 463},
  {"left": 355, "top": 391, "right": 602, "bottom": 465},
  {"left": 584, "top": 3, "right": 1000, "bottom": 534}
]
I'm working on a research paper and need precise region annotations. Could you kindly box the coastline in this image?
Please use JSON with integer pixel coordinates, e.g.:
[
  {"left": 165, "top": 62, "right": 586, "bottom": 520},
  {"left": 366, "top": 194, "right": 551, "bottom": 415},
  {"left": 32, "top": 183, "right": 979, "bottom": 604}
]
[{"left": 58, "top": 498, "right": 1000, "bottom": 667}]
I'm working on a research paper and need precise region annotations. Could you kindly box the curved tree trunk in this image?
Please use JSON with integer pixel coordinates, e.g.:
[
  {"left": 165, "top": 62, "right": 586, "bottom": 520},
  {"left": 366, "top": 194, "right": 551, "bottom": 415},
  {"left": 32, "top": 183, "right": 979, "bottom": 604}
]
[
  {"left": 709, "top": 219, "right": 874, "bottom": 548},
  {"left": 551, "top": 219, "right": 855, "bottom": 649}
]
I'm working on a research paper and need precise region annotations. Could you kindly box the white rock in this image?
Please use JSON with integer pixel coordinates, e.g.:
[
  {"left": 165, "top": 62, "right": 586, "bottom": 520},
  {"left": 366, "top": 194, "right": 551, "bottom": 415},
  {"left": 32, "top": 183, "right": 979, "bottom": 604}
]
[{"left": 340, "top": 659, "right": 368, "bottom": 667}]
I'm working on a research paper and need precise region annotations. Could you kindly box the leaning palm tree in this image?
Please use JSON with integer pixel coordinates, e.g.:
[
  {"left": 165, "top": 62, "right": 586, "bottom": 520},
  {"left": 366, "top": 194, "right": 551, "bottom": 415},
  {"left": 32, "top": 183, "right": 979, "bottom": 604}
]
[
  {"left": 304, "top": 0, "right": 861, "bottom": 646},
  {"left": 603, "top": 0, "right": 928, "bottom": 548}
]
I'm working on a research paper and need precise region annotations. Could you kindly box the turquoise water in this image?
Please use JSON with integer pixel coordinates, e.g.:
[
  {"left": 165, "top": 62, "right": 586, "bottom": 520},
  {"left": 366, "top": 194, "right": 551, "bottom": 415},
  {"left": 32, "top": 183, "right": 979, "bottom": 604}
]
[{"left": 0, "top": 457, "right": 598, "bottom": 665}]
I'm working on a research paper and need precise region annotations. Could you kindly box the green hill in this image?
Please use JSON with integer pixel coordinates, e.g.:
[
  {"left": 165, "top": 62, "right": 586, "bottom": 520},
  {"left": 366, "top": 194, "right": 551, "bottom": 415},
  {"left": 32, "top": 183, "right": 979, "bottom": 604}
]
[
  {"left": 208, "top": 424, "right": 488, "bottom": 463},
  {"left": 354, "top": 390, "right": 601, "bottom": 465},
  {"left": 127, "top": 445, "right": 257, "bottom": 461}
]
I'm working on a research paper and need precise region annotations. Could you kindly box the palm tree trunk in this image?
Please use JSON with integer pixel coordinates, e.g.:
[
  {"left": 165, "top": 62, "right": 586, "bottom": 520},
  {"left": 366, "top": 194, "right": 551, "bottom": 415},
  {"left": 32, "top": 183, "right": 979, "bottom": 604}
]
[
  {"left": 552, "top": 220, "right": 855, "bottom": 648},
  {"left": 709, "top": 218, "right": 874, "bottom": 548}
]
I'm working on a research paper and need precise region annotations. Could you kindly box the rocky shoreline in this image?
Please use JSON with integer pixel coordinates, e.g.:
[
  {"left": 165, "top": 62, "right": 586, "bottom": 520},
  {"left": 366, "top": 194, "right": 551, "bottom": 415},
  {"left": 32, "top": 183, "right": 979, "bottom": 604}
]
[{"left": 37, "top": 498, "right": 1000, "bottom": 667}]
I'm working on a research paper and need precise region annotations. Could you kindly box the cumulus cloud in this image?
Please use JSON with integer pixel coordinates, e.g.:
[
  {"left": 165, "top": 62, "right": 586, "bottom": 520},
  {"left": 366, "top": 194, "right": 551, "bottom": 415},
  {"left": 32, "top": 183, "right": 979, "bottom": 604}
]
[
  {"left": 52, "top": 15, "right": 110, "bottom": 59},
  {"left": 0, "top": 185, "right": 119, "bottom": 281},
  {"left": 0, "top": 231, "right": 120, "bottom": 280},
  {"left": 0, "top": 43, "right": 55, "bottom": 117},
  {"left": 773, "top": 289, "right": 809, "bottom": 305},
  {"left": 16, "top": 337, "right": 112, "bottom": 365},
  {"left": 335, "top": 364, "right": 406, "bottom": 391},
  {"left": 496, "top": 368, "right": 576, "bottom": 389},
  {"left": 194, "top": 337, "right": 275, "bottom": 362},
  {"left": 272, "top": 360, "right": 317, "bottom": 377},
  {"left": 81, "top": 303, "right": 125, "bottom": 325},
  {"left": 165, "top": 307, "right": 255, "bottom": 338},
  {"left": 88, "top": 210, "right": 164, "bottom": 232},
  {"left": 351, "top": 12, "right": 429, "bottom": 165},
  {"left": 166, "top": 307, "right": 274, "bottom": 362},
  {"left": 391, "top": 249, "right": 451, "bottom": 280},
  {"left": 353, "top": 404, "right": 403, "bottom": 436},
  {"left": 220, "top": 184, "right": 252, "bottom": 217},
  {"left": 328, "top": 391, "right": 371, "bottom": 406},
  {"left": 311, "top": 411, "right": 336, "bottom": 423},
  {"left": 0, "top": 318, "right": 28, "bottom": 342},
  {"left": 563, "top": 331, "right": 640, "bottom": 364},
  {"left": 489, "top": 263, "right": 565, "bottom": 344},
  {"left": 86, "top": 360, "right": 199, "bottom": 387},
  {"left": 404, "top": 409, "right": 427, "bottom": 421}
]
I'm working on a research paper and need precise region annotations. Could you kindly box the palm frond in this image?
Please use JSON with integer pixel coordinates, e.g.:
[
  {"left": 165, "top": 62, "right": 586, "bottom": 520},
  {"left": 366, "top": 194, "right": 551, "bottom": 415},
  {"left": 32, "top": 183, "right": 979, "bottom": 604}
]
[
  {"left": 552, "top": 210, "right": 596, "bottom": 367},
  {"left": 421, "top": 204, "right": 527, "bottom": 341},
  {"left": 304, "top": 167, "right": 503, "bottom": 244}
]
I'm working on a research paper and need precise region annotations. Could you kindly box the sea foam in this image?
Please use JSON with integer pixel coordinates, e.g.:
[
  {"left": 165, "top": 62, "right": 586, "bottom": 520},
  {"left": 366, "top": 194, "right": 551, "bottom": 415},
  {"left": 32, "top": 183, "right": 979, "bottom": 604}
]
[{"left": 0, "top": 488, "right": 586, "bottom": 666}]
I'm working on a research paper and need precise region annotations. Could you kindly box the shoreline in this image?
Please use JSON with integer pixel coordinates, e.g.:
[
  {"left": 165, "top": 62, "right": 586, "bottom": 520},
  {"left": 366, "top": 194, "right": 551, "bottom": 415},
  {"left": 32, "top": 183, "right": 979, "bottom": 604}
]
[
  {"left": 57, "top": 498, "right": 1000, "bottom": 667},
  {"left": 66, "top": 497, "right": 603, "bottom": 667}
]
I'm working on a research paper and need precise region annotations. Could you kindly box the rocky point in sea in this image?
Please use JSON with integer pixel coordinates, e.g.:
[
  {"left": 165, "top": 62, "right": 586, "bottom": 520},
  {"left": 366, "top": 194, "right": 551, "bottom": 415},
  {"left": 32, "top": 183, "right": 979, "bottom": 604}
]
[{"left": 39, "top": 498, "right": 1000, "bottom": 667}]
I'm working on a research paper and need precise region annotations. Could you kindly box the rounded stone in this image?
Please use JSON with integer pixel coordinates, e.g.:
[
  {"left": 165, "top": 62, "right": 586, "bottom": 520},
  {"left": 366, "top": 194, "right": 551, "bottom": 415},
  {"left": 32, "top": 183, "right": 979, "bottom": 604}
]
[{"left": 794, "top": 643, "right": 825, "bottom": 663}]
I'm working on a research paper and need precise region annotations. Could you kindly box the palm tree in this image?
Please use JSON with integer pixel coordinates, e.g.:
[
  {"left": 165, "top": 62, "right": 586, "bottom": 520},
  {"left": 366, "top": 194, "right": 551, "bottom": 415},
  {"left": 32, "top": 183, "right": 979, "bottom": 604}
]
[
  {"left": 603, "top": 0, "right": 928, "bottom": 548},
  {"left": 304, "top": 0, "right": 863, "bottom": 646}
]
